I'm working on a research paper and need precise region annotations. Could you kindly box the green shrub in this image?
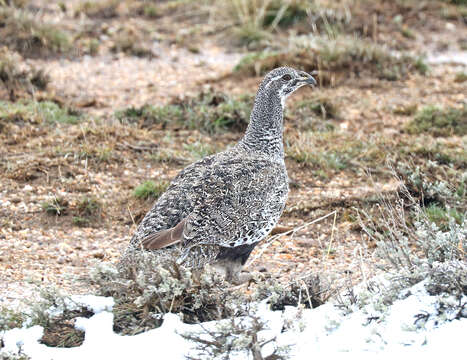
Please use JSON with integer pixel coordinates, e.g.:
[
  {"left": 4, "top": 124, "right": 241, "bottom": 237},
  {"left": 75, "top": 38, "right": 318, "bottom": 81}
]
[
  {"left": 72, "top": 216, "right": 89, "bottom": 227},
  {"left": 406, "top": 105, "right": 467, "bottom": 137},
  {"left": 425, "top": 204, "right": 464, "bottom": 231},
  {"left": 76, "top": 196, "right": 101, "bottom": 217},
  {"left": 142, "top": 4, "right": 159, "bottom": 18},
  {"left": 115, "top": 104, "right": 183, "bottom": 129},
  {"left": 41, "top": 197, "right": 68, "bottom": 216},
  {"left": 133, "top": 180, "right": 168, "bottom": 200},
  {"left": 0, "top": 101, "right": 80, "bottom": 125},
  {"left": 444, "top": 0, "right": 467, "bottom": 5},
  {"left": 262, "top": 0, "right": 308, "bottom": 27},
  {"left": 117, "top": 92, "right": 253, "bottom": 134},
  {"left": 454, "top": 72, "right": 467, "bottom": 83}
]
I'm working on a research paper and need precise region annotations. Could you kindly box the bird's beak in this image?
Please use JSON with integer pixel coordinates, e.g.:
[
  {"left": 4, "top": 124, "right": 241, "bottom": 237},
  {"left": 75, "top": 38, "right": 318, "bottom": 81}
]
[
  {"left": 298, "top": 71, "right": 317, "bottom": 87},
  {"left": 305, "top": 76, "right": 317, "bottom": 87}
]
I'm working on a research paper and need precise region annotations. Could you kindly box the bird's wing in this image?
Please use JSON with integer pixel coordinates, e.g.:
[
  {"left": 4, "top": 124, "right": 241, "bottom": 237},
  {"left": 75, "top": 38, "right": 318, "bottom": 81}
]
[
  {"left": 129, "top": 154, "right": 217, "bottom": 247},
  {"left": 181, "top": 158, "right": 288, "bottom": 249},
  {"left": 141, "top": 218, "right": 186, "bottom": 250}
]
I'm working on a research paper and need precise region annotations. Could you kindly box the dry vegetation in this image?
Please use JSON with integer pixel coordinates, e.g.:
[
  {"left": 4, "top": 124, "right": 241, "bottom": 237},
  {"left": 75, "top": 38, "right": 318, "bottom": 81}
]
[{"left": 0, "top": 0, "right": 466, "bottom": 353}]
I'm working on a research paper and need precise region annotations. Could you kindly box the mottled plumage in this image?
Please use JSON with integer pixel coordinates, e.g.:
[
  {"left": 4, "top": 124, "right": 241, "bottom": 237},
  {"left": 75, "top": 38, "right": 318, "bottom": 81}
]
[{"left": 120, "top": 67, "right": 317, "bottom": 280}]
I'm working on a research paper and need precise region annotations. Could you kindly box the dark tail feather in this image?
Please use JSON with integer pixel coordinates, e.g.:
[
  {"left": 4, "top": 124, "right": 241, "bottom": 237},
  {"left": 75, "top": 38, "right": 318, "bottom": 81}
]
[{"left": 216, "top": 242, "right": 258, "bottom": 265}]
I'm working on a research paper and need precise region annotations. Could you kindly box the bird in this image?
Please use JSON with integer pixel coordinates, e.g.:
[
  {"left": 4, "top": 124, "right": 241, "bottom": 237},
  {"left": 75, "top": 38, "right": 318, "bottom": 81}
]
[{"left": 120, "top": 67, "right": 317, "bottom": 282}]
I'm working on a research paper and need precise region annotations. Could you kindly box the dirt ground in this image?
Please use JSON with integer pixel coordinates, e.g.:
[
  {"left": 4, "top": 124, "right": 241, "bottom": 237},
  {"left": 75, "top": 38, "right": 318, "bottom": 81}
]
[{"left": 0, "top": 0, "right": 466, "bottom": 308}]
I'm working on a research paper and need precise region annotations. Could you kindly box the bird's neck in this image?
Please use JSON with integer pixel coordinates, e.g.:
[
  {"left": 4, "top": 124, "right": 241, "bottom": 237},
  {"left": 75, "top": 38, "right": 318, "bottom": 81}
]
[{"left": 238, "top": 87, "right": 284, "bottom": 160}]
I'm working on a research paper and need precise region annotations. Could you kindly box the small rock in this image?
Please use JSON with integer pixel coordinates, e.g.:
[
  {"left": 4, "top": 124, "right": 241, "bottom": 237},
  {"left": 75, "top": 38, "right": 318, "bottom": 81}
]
[
  {"left": 445, "top": 22, "right": 455, "bottom": 31},
  {"left": 92, "top": 251, "right": 105, "bottom": 259},
  {"left": 295, "top": 238, "right": 319, "bottom": 249}
]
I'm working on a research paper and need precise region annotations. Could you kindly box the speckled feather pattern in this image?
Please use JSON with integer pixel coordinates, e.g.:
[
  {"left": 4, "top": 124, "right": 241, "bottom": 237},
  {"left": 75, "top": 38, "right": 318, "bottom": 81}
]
[{"left": 121, "top": 67, "right": 314, "bottom": 270}]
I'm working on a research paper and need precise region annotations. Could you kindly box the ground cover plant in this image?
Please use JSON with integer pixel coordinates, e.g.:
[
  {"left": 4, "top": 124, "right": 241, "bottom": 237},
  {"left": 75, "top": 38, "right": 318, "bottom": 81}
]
[
  {"left": 115, "top": 92, "right": 253, "bottom": 134},
  {"left": 405, "top": 105, "right": 467, "bottom": 137}
]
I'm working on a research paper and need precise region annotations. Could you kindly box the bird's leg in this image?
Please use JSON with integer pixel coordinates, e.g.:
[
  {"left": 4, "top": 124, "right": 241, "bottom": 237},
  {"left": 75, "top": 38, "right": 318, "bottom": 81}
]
[{"left": 212, "top": 259, "right": 246, "bottom": 284}]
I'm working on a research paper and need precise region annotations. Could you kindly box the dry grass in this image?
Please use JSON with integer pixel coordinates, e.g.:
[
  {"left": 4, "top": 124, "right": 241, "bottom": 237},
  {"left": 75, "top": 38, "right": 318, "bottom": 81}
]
[
  {"left": 75, "top": 0, "right": 121, "bottom": 19},
  {"left": 0, "top": 48, "right": 49, "bottom": 100},
  {"left": 207, "top": 0, "right": 349, "bottom": 49},
  {"left": 234, "top": 34, "right": 427, "bottom": 84},
  {"left": 0, "top": 7, "right": 71, "bottom": 57},
  {"left": 285, "top": 131, "right": 386, "bottom": 174},
  {"left": 110, "top": 26, "right": 155, "bottom": 58}
]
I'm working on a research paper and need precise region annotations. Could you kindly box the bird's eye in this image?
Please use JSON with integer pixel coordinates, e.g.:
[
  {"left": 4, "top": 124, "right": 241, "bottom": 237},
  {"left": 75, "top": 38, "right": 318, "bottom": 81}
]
[{"left": 282, "top": 74, "right": 292, "bottom": 81}]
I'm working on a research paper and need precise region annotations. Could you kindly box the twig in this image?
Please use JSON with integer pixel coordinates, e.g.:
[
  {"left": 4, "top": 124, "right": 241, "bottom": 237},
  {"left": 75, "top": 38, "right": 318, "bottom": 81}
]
[
  {"left": 247, "top": 210, "right": 337, "bottom": 266},
  {"left": 0, "top": 152, "right": 31, "bottom": 158},
  {"left": 127, "top": 205, "right": 136, "bottom": 227},
  {"left": 169, "top": 295, "right": 176, "bottom": 313},
  {"left": 357, "top": 245, "right": 368, "bottom": 286},
  {"left": 323, "top": 210, "right": 338, "bottom": 270},
  {"left": 117, "top": 141, "right": 158, "bottom": 152},
  {"left": 301, "top": 280, "right": 313, "bottom": 309},
  {"left": 79, "top": 124, "right": 87, "bottom": 144}
]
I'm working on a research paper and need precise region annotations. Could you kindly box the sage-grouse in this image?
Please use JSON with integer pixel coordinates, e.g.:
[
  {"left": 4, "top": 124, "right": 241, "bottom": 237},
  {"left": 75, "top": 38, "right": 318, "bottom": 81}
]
[{"left": 121, "top": 67, "right": 317, "bottom": 280}]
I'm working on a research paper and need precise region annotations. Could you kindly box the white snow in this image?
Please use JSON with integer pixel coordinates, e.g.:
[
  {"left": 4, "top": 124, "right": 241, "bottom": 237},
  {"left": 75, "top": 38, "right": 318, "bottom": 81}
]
[
  {"left": 68, "top": 295, "right": 114, "bottom": 314},
  {"left": 427, "top": 51, "right": 467, "bottom": 65},
  {"left": 1, "top": 278, "right": 466, "bottom": 359}
]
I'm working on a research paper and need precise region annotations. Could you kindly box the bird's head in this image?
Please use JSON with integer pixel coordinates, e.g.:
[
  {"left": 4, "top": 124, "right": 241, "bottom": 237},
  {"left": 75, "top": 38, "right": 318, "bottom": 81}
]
[{"left": 259, "top": 67, "right": 317, "bottom": 106}]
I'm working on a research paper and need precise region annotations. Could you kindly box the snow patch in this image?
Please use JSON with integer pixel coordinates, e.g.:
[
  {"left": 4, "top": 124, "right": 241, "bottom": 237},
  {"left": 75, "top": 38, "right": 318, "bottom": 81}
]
[
  {"left": 1, "top": 279, "right": 466, "bottom": 359},
  {"left": 69, "top": 295, "right": 114, "bottom": 313}
]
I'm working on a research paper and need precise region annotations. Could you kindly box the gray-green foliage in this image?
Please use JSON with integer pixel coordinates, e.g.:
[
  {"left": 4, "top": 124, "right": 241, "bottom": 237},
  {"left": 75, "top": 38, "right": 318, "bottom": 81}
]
[
  {"left": 28, "top": 289, "right": 87, "bottom": 348},
  {"left": 90, "top": 251, "right": 333, "bottom": 338},
  {"left": 27, "top": 286, "right": 72, "bottom": 328},
  {"left": 0, "top": 352, "right": 31, "bottom": 360},
  {"left": 89, "top": 253, "right": 245, "bottom": 335},
  {"left": 360, "top": 185, "right": 465, "bottom": 271},
  {"left": 184, "top": 307, "right": 291, "bottom": 360},
  {"left": 354, "top": 176, "right": 466, "bottom": 317},
  {"left": 0, "top": 287, "right": 91, "bottom": 351},
  {"left": 339, "top": 260, "right": 467, "bottom": 323},
  {"left": 399, "top": 165, "right": 465, "bottom": 208},
  {"left": 0, "top": 306, "right": 25, "bottom": 331},
  {"left": 253, "top": 273, "right": 334, "bottom": 310}
]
